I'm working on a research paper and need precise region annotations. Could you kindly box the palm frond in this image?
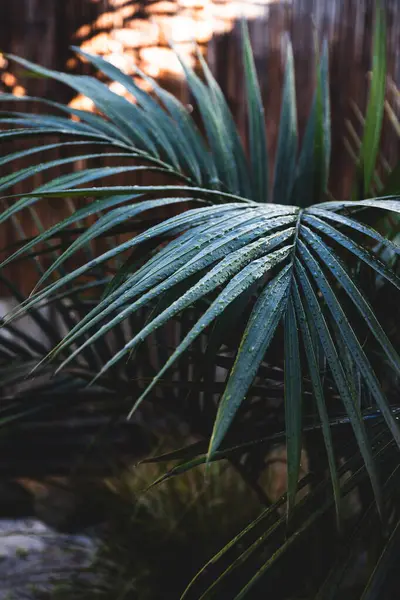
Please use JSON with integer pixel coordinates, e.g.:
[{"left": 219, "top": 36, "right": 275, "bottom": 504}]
[{"left": 0, "top": 4, "right": 399, "bottom": 598}]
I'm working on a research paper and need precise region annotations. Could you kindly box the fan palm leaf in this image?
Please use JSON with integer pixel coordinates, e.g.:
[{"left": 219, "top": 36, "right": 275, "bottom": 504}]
[{"left": 0, "top": 5, "right": 399, "bottom": 597}]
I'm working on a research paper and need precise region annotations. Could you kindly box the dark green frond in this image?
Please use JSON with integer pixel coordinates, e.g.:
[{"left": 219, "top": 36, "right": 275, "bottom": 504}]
[{"left": 0, "top": 8, "right": 399, "bottom": 598}]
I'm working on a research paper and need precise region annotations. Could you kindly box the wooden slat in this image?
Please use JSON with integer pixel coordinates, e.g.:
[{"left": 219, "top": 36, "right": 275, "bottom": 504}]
[{"left": 0, "top": 0, "right": 398, "bottom": 294}]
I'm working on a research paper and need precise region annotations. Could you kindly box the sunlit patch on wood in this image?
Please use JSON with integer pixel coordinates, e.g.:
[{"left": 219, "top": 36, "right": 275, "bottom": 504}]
[
  {"left": 0, "top": 55, "right": 26, "bottom": 97},
  {"left": 68, "top": 1, "right": 271, "bottom": 110}
]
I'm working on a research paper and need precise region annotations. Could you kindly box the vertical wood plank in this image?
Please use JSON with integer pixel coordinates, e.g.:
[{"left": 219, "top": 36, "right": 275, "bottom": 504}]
[{"left": 0, "top": 0, "right": 398, "bottom": 293}]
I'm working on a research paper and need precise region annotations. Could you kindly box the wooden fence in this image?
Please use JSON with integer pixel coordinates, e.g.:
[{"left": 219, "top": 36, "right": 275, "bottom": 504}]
[{"left": 0, "top": 0, "right": 399, "bottom": 293}]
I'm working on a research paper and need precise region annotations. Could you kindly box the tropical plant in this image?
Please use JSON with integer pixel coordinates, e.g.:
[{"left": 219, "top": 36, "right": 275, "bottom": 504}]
[{"left": 0, "top": 2, "right": 400, "bottom": 598}]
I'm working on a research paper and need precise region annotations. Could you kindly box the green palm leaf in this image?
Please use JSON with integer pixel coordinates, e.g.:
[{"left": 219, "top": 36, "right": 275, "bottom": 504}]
[
  {"left": 241, "top": 19, "right": 269, "bottom": 203},
  {"left": 273, "top": 40, "right": 298, "bottom": 204},
  {"left": 1, "top": 6, "right": 399, "bottom": 597},
  {"left": 354, "top": 0, "right": 387, "bottom": 198}
]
